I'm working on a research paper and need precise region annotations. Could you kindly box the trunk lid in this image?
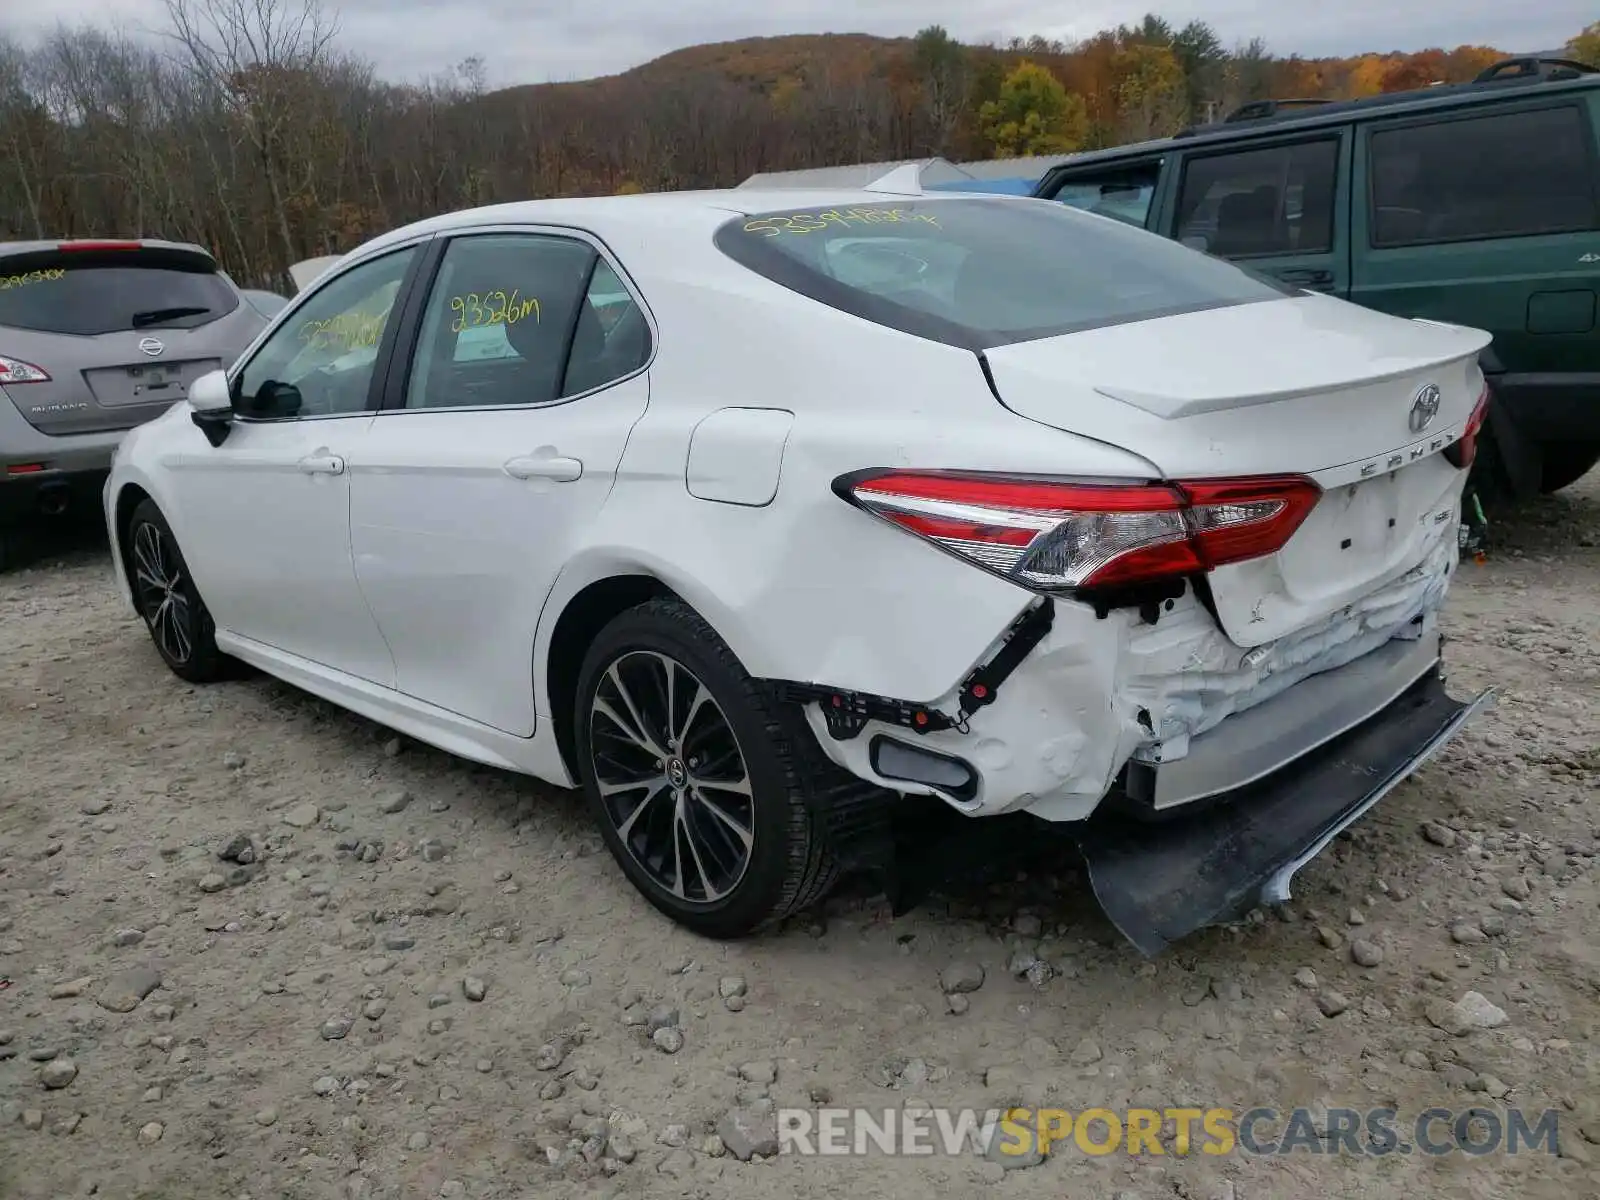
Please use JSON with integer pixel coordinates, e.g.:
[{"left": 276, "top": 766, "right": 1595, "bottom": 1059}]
[
  {"left": 0, "top": 241, "right": 266, "bottom": 436},
  {"left": 982, "top": 295, "right": 1493, "bottom": 645}
]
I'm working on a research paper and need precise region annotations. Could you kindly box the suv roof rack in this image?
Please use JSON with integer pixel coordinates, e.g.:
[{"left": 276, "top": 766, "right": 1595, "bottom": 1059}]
[
  {"left": 1223, "top": 98, "right": 1335, "bottom": 123},
  {"left": 1474, "top": 56, "right": 1597, "bottom": 83},
  {"left": 1172, "top": 56, "right": 1600, "bottom": 139}
]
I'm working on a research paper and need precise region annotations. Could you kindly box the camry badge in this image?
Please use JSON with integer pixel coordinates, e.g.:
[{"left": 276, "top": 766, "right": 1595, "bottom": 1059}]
[{"left": 1409, "top": 383, "right": 1441, "bottom": 434}]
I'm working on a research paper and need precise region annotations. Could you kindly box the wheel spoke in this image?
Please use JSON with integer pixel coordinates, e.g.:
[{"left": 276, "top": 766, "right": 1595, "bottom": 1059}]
[
  {"left": 676, "top": 682, "right": 715, "bottom": 755},
  {"left": 691, "top": 786, "right": 754, "bottom": 850},
  {"left": 614, "top": 779, "right": 670, "bottom": 842},
  {"left": 677, "top": 801, "right": 724, "bottom": 901},
  {"left": 667, "top": 800, "right": 688, "bottom": 898},
  {"left": 604, "top": 663, "right": 668, "bottom": 758}
]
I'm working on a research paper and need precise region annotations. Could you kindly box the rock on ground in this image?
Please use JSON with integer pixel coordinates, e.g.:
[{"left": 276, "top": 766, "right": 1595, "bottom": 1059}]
[{"left": 1, "top": 476, "right": 1598, "bottom": 1199}]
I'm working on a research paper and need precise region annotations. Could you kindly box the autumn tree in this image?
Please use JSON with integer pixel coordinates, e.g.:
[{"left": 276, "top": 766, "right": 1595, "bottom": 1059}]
[
  {"left": 1569, "top": 22, "right": 1600, "bottom": 67},
  {"left": 165, "top": 0, "right": 340, "bottom": 288},
  {"left": 979, "top": 60, "right": 1087, "bottom": 156},
  {"left": 912, "top": 25, "right": 969, "bottom": 155},
  {"left": 1112, "top": 42, "right": 1187, "bottom": 141}
]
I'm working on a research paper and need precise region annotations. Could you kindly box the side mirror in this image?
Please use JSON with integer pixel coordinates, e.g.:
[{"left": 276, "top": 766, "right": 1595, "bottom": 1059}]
[
  {"left": 188, "top": 368, "right": 233, "bottom": 447},
  {"left": 1181, "top": 234, "right": 1211, "bottom": 254}
]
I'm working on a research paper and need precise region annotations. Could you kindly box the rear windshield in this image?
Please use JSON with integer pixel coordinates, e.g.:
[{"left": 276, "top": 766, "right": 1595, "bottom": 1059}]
[
  {"left": 0, "top": 253, "right": 240, "bottom": 336},
  {"left": 713, "top": 198, "right": 1292, "bottom": 350}
]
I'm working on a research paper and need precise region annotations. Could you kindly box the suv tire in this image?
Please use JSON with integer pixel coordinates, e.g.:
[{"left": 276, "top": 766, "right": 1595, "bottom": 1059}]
[
  {"left": 1538, "top": 441, "right": 1600, "bottom": 495},
  {"left": 573, "top": 597, "right": 838, "bottom": 938}
]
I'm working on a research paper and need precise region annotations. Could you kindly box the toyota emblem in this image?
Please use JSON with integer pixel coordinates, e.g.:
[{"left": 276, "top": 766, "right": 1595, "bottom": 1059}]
[
  {"left": 138, "top": 336, "right": 165, "bottom": 357},
  {"left": 1409, "top": 383, "right": 1441, "bottom": 434}
]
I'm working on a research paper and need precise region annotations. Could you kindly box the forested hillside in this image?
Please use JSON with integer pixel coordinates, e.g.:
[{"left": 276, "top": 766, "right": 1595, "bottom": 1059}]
[{"left": 3, "top": 0, "right": 1594, "bottom": 290}]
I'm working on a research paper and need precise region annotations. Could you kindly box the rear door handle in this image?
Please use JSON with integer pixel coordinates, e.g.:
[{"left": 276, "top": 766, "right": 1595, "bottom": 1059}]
[
  {"left": 298, "top": 451, "right": 345, "bottom": 475},
  {"left": 504, "top": 454, "right": 583, "bottom": 482}
]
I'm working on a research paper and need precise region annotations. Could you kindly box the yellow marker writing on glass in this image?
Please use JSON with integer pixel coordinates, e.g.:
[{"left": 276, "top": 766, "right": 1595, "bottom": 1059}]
[
  {"left": 449, "top": 289, "right": 540, "bottom": 333},
  {"left": 0, "top": 267, "right": 66, "bottom": 291}
]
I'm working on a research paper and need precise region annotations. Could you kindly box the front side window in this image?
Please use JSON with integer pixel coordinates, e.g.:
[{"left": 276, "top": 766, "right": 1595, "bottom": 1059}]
[
  {"left": 715, "top": 198, "right": 1290, "bottom": 350},
  {"left": 404, "top": 234, "right": 649, "bottom": 410},
  {"left": 1049, "top": 161, "right": 1162, "bottom": 228},
  {"left": 235, "top": 247, "right": 416, "bottom": 420},
  {"left": 1369, "top": 106, "right": 1599, "bottom": 247},
  {"left": 1175, "top": 138, "right": 1340, "bottom": 258}
]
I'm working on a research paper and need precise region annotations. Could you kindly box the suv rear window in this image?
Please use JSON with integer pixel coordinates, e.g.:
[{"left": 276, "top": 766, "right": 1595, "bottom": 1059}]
[
  {"left": 715, "top": 198, "right": 1291, "bottom": 350},
  {"left": 0, "top": 250, "right": 240, "bottom": 336}
]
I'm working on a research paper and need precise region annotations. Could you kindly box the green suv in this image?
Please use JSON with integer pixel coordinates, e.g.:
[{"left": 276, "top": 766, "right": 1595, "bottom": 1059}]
[{"left": 1033, "top": 56, "right": 1600, "bottom": 498}]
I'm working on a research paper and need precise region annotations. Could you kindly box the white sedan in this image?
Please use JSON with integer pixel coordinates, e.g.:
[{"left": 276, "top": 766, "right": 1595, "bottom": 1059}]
[{"left": 103, "top": 186, "right": 1494, "bottom": 951}]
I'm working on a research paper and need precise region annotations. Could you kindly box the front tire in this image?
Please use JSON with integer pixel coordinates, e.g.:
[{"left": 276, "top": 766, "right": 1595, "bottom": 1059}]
[
  {"left": 573, "top": 598, "right": 837, "bottom": 938},
  {"left": 125, "top": 498, "right": 229, "bottom": 683}
]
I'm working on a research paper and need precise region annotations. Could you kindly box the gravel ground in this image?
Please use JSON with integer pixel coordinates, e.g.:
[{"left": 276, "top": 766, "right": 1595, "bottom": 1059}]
[{"left": 1, "top": 473, "right": 1597, "bottom": 1200}]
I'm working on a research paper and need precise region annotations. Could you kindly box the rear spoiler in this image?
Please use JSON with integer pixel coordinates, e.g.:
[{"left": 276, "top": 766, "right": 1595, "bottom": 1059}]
[
  {"left": 0, "top": 239, "right": 218, "bottom": 274},
  {"left": 289, "top": 255, "right": 343, "bottom": 293}
]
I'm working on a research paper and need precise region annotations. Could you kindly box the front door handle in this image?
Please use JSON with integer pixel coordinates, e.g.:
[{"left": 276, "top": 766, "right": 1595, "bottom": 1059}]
[
  {"left": 1276, "top": 267, "right": 1334, "bottom": 289},
  {"left": 504, "top": 454, "right": 583, "bottom": 482},
  {"left": 298, "top": 451, "right": 346, "bottom": 475}
]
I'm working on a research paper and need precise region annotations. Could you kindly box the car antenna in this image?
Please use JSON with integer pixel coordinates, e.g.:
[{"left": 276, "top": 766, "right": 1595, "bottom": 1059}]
[{"left": 862, "top": 163, "right": 926, "bottom": 196}]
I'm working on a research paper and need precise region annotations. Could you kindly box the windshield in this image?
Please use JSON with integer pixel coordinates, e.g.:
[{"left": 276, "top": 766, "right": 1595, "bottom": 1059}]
[
  {"left": 714, "top": 197, "right": 1292, "bottom": 350},
  {"left": 0, "top": 254, "right": 239, "bottom": 336}
]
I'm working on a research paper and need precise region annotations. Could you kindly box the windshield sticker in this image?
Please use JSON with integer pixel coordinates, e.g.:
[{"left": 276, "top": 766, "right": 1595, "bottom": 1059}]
[
  {"left": 742, "top": 207, "right": 942, "bottom": 237},
  {"left": 450, "top": 290, "right": 541, "bottom": 333},
  {"left": 0, "top": 267, "right": 66, "bottom": 291}
]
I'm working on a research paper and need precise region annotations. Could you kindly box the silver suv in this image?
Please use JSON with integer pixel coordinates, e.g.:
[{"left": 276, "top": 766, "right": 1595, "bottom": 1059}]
[{"left": 0, "top": 239, "right": 271, "bottom": 568}]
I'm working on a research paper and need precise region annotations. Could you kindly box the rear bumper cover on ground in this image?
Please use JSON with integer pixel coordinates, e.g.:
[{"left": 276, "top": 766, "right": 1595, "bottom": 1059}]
[{"left": 1077, "top": 668, "right": 1492, "bottom": 956}]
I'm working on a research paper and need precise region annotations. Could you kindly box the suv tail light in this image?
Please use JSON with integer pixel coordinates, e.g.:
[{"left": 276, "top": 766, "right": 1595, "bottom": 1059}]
[
  {"left": 1443, "top": 383, "right": 1490, "bottom": 470},
  {"left": 838, "top": 470, "right": 1322, "bottom": 592},
  {"left": 0, "top": 355, "right": 50, "bottom": 384}
]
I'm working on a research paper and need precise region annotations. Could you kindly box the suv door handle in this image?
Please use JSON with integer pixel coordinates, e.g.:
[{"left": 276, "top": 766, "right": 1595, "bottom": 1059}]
[
  {"left": 298, "top": 451, "right": 345, "bottom": 475},
  {"left": 1276, "top": 267, "right": 1334, "bottom": 288},
  {"left": 504, "top": 454, "right": 583, "bottom": 482}
]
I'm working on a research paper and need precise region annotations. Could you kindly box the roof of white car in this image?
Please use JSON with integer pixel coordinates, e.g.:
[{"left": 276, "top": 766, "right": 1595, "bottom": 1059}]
[{"left": 358, "top": 187, "right": 1010, "bottom": 257}]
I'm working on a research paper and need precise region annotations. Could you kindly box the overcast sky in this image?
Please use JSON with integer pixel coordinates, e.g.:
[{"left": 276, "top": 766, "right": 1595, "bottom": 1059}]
[{"left": 2, "top": 0, "right": 1589, "bottom": 87}]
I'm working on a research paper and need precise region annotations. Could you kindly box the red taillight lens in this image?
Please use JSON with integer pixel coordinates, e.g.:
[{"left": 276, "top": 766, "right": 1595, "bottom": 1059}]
[
  {"left": 841, "top": 470, "right": 1321, "bottom": 592},
  {"left": 57, "top": 240, "right": 141, "bottom": 252},
  {"left": 1444, "top": 383, "right": 1490, "bottom": 470},
  {"left": 0, "top": 355, "right": 50, "bottom": 384}
]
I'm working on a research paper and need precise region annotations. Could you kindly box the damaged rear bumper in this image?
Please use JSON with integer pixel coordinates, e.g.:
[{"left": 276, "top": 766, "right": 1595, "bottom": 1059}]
[{"left": 1076, "top": 668, "right": 1493, "bottom": 956}]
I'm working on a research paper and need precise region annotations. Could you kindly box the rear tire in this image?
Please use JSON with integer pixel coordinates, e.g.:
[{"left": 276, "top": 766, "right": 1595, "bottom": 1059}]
[
  {"left": 126, "top": 499, "right": 230, "bottom": 684},
  {"left": 1538, "top": 441, "right": 1600, "bottom": 495},
  {"left": 573, "top": 598, "right": 838, "bottom": 938}
]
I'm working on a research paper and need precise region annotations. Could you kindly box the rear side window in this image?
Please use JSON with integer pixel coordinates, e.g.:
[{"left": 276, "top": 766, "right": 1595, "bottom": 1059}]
[
  {"left": 0, "top": 252, "right": 240, "bottom": 336},
  {"left": 1175, "top": 138, "right": 1340, "bottom": 258},
  {"left": 1048, "top": 161, "right": 1162, "bottom": 228},
  {"left": 714, "top": 198, "right": 1291, "bottom": 351},
  {"left": 1368, "top": 106, "right": 1599, "bottom": 247}
]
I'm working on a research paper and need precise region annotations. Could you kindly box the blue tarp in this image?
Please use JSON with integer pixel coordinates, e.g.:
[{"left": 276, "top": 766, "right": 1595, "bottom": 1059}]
[{"left": 924, "top": 178, "right": 1040, "bottom": 196}]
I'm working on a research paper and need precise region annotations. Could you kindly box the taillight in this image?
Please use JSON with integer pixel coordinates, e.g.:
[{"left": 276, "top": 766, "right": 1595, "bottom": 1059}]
[
  {"left": 0, "top": 355, "right": 50, "bottom": 384},
  {"left": 839, "top": 470, "right": 1321, "bottom": 592},
  {"left": 57, "top": 240, "right": 141, "bottom": 252},
  {"left": 1444, "top": 383, "right": 1490, "bottom": 470}
]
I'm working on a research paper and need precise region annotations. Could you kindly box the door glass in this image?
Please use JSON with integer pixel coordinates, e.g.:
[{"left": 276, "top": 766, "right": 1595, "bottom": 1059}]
[
  {"left": 1050, "top": 162, "right": 1162, "bottom": 228},
  {"left": 236, "top": 248, "right": 416, "bottom": 419},
  {"left": 405, "top": 234, "right": 599, "bottom": 410},
  {"left": 1369, "top": 106, "right": 1598, "bottom": 247},
  {"left": 1176, "top": 139, "right": 1339, "bottom": 258}
]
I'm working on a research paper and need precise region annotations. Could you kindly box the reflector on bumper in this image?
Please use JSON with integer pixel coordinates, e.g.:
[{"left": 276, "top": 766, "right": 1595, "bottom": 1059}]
[{"left": 1078, "top": 670, "right": 1493, "bottom": 956}]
